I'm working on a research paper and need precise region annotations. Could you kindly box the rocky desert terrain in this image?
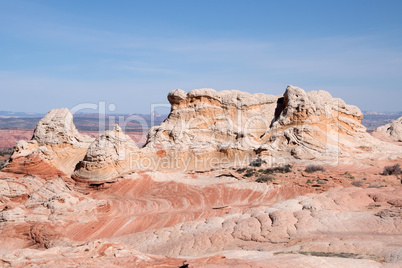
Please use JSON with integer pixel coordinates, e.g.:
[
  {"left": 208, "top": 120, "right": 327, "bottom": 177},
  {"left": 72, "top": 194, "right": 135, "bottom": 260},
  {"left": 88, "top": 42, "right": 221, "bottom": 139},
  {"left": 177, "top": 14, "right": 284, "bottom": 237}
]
[{"left": 0, "top": 85, "right": 401, "bottom": 267}]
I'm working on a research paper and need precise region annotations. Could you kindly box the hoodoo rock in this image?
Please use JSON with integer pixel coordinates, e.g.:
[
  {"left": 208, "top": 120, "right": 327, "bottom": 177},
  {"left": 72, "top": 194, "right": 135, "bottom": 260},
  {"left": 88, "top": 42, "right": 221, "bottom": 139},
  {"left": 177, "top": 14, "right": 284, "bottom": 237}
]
[
  {"left": 374, "top": 116, "right": 402, "bottom": 142},
  {"left": 3, "top": 109, "right": 94, "bottom": 176},
  {"left": 73, "top": 125, "right": 138, "bottom": 183}
]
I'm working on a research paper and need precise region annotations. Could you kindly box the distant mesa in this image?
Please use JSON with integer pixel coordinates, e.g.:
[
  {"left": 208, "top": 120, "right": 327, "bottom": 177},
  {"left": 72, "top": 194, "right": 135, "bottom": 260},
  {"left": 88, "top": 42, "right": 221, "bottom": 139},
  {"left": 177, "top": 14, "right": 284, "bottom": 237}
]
[
  {"left": 4, "top": 85, "right": 402, "bottom": 183},
  {"left": 0, "top": 110, "right": 45, "bottom": 118}
]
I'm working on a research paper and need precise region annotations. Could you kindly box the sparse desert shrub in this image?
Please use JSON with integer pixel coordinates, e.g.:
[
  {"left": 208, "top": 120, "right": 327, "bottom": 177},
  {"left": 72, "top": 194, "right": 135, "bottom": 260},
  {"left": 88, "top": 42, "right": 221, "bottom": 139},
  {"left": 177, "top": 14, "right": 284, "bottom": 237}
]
[
  {"left": 344, "top": 171, "right": 355, "bottom": 180},
  {"left": 236, "top": 167, "right": 247, "bottom": 173},
  {"left": 351, "top": 181, "right": 363, "bottom": 187},
  {"left": 256, "top": 175, "right": 276, "bottom": 183},
  {"left": 367, "top": 185, "right": 383, "bottom": 188},
  {"left": 249, "top": 158, "right": 266, "bottom": 167},
  {"left": 274, "top": 251, "right": 384, "bottom": 262},
  {"left": 244, "top": 169, "right": 256, "bottom": 177},
  {"left": 0, "top": 149, "right": 12, "bottom": 157},
  {"left": 261, "top": 168, "right": 274, "bottom": 174},
  {"left": 0, "top": 160, "right": 8, "bottom": 170},
  {"left": 304, "top": 165, "right": 325, "bottom": 173},
  {"left": 381, "top": 164, "right": 401, "bottom": 176},
  {"left": 358, "top": 146, "right": 372, "bottom": 152},
  {"left": 261, "top": 164, "right": 292, "bottom": 174},
  {"left": 273, "top": 164, "right": 292, "bottom": 173},
  {"left": 299, "top": 251, "right": 382, "bottom": 261}
]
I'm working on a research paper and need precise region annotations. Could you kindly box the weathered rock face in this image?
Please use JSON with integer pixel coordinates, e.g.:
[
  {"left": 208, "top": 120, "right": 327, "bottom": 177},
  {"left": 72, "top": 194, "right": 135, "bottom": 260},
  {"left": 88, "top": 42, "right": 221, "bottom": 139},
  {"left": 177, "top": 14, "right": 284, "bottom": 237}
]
[
  {"left": 146, "top": 88, "right": 280, "bottom": 152},
  {"left": 3, "top": 109, "right": 94, "bottom": 176},
  {"left": 374, "top": 116, "right": 402, "bottom": 142},
  {"left": 32, "top": 108, "right": 93, "bottom": 146},
  {"left": 266, "top": 85, "right": 368, "bottom": 160},
  {"left": 72, "top": 125, "right": 138, "bottom": 183},
  {"left": 274, "top": 86, "right": 364, "bottom": 131},
  {"left": 144, "top": 85, "right": 375, "bottom": 164}
]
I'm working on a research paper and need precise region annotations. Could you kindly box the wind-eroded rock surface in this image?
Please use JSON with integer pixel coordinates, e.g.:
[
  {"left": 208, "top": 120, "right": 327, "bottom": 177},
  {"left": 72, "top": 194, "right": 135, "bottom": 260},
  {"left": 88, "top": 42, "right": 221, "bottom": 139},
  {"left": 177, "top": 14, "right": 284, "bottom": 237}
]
[{"left": 0, "top": 169, "right": 401, "bottom": 267}]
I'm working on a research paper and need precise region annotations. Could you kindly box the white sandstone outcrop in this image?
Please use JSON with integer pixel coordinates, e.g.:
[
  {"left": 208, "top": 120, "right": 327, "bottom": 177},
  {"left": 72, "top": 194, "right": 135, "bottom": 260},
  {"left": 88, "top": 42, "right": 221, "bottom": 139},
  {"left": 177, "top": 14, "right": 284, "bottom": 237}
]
[
  {"left": 4, "top": 109, "right": 94, "bottom": 175},
  {"left": 32, "top": 108, "right": 93, "bottom": 146},
  {"left": 147, "top": 88, "right": 279, "bottom": 151},
  {"left": 374, "top": 116, "right": 402, "bottom": 142}
]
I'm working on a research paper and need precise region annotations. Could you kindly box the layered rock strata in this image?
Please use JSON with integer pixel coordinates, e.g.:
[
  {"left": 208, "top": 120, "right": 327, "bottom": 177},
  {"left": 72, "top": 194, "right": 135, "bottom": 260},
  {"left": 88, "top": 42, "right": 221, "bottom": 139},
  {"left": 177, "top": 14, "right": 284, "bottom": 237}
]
[{"left": 1, "top": 170, "right": 401, "bottom": 266}]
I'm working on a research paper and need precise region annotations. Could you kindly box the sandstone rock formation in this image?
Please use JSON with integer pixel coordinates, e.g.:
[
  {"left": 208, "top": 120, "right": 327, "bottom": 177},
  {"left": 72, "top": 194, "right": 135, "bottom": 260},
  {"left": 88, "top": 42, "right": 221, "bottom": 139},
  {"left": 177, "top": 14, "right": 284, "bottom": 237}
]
[
  {"left": 267, "top": 85, "right": 370, "bottom": 161},
  {"left": 3, "top": 109, "right": 94, "bottom": 176},
  {"left": 72, "top": 125, "right": 138, "bottom": 183},
  {"left": 1, "top": 85, "right": 402, "bottom": 267},
  {"left": 4, "top": 86, "right": 401, "bottom": 184},
  {"left": 374, "top": 116, "right": 402, "bottom": 142},
  {"left": 32, "top": 108, "right": 93, "bottom": 146},
  {"left": 145, "top": 85, "right": 387, "bottom": 163},
  {"left": 57, "top": 86, "right": 401, "bottom": 183},
  {"left": 147, "top": 88, "right": 280, "bottom": 151}
]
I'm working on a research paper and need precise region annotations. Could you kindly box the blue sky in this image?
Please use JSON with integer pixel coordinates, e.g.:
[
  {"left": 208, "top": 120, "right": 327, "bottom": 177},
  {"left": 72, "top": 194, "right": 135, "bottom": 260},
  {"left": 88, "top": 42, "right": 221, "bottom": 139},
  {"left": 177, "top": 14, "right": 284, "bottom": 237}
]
[{"left": 1, "top": 0, "right": 401, "bottom": 113}]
